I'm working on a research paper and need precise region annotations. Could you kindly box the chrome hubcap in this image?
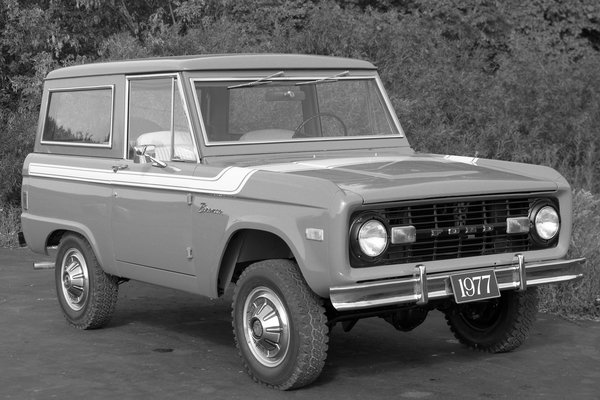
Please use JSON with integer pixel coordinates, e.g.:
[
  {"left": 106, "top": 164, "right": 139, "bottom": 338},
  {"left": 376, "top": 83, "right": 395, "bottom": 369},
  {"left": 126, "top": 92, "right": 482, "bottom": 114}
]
[
  {"left": 60, "top": 249, "right": 89, "bottom": 311},
  {"left": 251, "top": 318, "right": 264, "bottom": 338},
  {"left": 243, "top": 287, "right": 290, "bottom": 367}
]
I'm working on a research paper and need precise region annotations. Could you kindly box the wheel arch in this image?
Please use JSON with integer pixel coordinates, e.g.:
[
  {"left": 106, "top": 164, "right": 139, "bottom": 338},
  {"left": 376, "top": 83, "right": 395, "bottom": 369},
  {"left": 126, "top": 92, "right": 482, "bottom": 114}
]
[
  {"left": 217, "top": 228, "right": 295, "bottom": 296},
  {"left": 46, "top": 229, "right": 69, "bottom": 248},
  {"left": 42, "top": 224, "right": 114, "bottom": 275}
]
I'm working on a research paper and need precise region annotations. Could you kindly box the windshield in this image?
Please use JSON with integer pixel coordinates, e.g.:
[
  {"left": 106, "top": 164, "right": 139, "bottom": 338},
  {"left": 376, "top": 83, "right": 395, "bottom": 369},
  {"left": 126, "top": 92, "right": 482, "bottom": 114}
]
[{"left": 193, "top": 77, "right": 401, "bottom": 144}]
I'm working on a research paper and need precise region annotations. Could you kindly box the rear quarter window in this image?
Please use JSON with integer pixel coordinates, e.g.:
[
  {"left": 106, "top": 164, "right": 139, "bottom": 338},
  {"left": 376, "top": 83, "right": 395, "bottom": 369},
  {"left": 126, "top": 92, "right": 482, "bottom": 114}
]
[{"left": 42, "top": 86, "right": 114, "bottom": 146}]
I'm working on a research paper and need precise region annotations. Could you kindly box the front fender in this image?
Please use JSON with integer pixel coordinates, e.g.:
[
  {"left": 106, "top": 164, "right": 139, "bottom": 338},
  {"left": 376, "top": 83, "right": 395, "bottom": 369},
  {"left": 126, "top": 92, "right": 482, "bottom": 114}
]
[
  {"left": 225, "top": 219, "right": 329, "bottom": 293},
  {"left": 192, "top": 169, "right": 361, "bottom": 298}
]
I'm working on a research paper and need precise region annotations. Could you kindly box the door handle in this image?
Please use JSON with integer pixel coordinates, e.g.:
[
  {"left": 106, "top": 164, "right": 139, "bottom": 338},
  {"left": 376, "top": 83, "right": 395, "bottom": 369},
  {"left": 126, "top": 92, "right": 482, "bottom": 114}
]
[{"left": 112, "top": 164, "right": 129, "bottom": 173}]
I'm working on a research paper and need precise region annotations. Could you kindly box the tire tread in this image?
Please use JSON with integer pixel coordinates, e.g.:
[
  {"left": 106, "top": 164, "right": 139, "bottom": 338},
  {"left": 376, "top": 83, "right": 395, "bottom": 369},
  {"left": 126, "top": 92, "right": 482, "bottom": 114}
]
[
  {"left": 445, "top": 288, "right": 539, "bottom": 353},
  {"left": 57, "top": 233, "right": 119, "bottom": 330},
  {"left": 232, "top": 259, "right": 328, "bottom": 390}
]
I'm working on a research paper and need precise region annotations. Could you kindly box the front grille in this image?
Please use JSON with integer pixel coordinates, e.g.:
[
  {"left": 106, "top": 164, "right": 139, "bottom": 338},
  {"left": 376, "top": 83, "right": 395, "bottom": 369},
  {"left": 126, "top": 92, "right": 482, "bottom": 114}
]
[{"left": 352, "top": 196, "right": 555, "bottom": 267}]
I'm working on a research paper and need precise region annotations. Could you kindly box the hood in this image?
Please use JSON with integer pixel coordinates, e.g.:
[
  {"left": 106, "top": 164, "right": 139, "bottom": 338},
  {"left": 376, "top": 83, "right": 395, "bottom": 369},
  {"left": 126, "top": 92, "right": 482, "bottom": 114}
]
[{"left": 252, "top": 154, "right": 561, "bottom": 203}]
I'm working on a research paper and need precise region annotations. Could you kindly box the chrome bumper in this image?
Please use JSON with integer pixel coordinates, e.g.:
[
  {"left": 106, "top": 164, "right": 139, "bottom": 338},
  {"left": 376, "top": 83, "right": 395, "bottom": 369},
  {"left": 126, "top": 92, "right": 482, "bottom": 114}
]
[{"left": 329, "top": 255, "right": 586, "bottom": 311}]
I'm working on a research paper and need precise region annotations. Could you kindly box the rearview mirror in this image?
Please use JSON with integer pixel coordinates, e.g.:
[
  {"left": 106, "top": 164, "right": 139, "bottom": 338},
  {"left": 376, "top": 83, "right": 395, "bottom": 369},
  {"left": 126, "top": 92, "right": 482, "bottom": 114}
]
[{"left": 265, "top": 90, "right": 305, "bottom": 101}]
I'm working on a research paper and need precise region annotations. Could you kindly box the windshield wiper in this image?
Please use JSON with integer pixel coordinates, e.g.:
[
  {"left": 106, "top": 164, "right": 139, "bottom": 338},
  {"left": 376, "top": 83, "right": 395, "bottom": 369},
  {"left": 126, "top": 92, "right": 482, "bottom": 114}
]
[
  {"left": 295, "top": 71, "right": 350, "bottom": 86},
  {"left": 227, "top": 71, "right": 285, "bottom": 89}
]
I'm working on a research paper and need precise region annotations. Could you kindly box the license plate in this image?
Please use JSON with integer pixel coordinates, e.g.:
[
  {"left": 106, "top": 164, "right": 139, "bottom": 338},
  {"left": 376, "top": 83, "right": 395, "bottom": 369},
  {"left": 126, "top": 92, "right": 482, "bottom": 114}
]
[{"left": 449, "top": 270, "right": 500, "bottom": 304}]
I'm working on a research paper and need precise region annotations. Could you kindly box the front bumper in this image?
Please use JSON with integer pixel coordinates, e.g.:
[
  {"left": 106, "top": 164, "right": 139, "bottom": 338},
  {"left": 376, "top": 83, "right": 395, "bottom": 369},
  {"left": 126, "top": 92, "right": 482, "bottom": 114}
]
[{"left": 329, "top": 255, "right": 586, "bottom": 311}]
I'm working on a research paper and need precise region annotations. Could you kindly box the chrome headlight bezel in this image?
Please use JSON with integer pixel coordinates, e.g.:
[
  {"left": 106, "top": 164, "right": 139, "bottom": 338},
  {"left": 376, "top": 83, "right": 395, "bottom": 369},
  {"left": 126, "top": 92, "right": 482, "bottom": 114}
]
[
  {"left": 530, "top": 202, "right": 560, "bottom": 245},
  {"left": 350, "top": 214, "right": 389, "bottom": 262}
]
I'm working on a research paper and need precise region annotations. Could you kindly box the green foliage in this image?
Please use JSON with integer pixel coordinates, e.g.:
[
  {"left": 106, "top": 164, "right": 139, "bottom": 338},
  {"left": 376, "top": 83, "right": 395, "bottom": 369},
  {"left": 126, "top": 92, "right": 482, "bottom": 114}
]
[{"left": 2, "top": 0, "right": 600, "bottom": 203}]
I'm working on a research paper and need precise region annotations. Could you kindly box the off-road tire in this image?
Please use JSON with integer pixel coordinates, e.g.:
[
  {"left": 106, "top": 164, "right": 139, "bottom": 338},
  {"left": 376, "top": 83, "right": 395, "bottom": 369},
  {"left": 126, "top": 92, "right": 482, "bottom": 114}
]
[
  {"left": 444, "top": 287, "right": 539, "bottom": 353},
  {"left": 232, "top": 259, "right": 329, "bottom": 390},
  {"left": 55, "top": 233, "right": 119, "bottom": 329}
]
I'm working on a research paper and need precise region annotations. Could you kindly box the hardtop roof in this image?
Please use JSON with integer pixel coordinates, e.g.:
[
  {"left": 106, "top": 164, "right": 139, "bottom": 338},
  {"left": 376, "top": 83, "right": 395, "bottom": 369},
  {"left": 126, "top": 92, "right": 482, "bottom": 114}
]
[{"left": 46, "top": 54, "right": 377, "bottom": 80}]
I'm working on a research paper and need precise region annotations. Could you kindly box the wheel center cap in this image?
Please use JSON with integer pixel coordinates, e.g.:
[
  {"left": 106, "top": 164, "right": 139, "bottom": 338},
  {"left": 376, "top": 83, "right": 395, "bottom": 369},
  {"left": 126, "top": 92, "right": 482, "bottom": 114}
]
[
  {"left": 63, "top": 273, "right": 71, "bottom": 289},
  {"left": 251, "top": 319, "right": 264, "bottom": 338}
]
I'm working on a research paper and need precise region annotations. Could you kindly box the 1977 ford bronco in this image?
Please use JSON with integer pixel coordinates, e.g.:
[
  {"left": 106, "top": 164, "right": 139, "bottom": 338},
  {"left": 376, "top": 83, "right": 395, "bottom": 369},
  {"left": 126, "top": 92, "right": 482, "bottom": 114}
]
[{"left": 21, "top": 54, "right": 585, "bottom": 389}]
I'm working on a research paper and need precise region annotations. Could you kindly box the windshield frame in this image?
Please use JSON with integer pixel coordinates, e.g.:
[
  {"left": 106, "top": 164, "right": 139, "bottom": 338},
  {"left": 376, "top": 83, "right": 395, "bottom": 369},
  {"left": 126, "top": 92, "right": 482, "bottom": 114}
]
[{"left": 189, "top": 73, "right": 405, "bottom": 149}]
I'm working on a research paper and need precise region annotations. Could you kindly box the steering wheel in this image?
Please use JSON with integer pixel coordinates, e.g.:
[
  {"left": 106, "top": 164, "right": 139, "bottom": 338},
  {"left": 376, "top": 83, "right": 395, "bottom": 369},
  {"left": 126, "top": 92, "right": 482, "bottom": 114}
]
[{"left": 293, "top": 112, "right": 348, "bottom": 138}]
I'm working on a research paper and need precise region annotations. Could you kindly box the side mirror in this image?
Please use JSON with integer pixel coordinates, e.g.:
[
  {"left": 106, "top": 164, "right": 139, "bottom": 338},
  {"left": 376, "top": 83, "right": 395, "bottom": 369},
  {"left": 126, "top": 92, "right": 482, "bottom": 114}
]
[
  {"left": 133, "top": 145, "right": 167, "bottom": 168},
  {"left": 133, "top": 144, "right": 153, "bottom": 163}
]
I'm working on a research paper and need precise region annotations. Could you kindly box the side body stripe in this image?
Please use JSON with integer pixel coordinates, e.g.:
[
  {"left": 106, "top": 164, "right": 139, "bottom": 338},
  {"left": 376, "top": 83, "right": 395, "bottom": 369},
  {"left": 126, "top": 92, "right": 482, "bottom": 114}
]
[{"left": 28, "top": 163, "right": 257, "bottom": 195}]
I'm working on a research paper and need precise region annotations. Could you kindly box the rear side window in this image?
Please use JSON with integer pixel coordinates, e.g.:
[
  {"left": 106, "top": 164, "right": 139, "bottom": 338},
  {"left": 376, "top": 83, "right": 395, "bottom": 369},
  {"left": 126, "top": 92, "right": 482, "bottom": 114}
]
[{"left": 42, "top": 87, "right": 113, "bottom": 146}]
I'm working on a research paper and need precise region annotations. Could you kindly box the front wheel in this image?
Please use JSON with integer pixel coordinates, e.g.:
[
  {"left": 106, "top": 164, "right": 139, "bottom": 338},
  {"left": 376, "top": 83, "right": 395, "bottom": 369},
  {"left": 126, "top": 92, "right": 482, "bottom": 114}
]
[
  {"left": 232, "top": 259, "right": 329, "bottom": 390},
  {"left": 55, "top": 233, "right": 119, "bottom": 329},
  {"left": 444, "top": 287, "right": 539, "bottom": 353}
]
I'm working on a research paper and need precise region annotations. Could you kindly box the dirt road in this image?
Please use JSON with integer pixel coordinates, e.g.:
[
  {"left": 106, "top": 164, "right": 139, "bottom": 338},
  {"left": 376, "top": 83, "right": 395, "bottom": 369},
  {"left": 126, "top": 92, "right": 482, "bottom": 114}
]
[{"left": 1, "top": 248, "right": 598, "bottom": 399}]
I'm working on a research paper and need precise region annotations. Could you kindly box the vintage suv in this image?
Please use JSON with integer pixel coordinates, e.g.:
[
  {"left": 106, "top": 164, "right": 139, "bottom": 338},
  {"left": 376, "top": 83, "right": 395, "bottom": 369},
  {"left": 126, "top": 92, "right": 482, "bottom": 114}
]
[{"left": 21, "top": 54, "right": 585, "bottom": 389}]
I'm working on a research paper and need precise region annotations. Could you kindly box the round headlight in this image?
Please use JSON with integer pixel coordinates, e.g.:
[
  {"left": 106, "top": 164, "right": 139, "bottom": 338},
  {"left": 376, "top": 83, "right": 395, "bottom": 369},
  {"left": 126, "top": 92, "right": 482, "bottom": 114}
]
[
  {"left": 534, "top": 206, "right": 560, "bottom": 241},
  {"left": 358, "top": 220, "right": 388, "bottom": 257}
]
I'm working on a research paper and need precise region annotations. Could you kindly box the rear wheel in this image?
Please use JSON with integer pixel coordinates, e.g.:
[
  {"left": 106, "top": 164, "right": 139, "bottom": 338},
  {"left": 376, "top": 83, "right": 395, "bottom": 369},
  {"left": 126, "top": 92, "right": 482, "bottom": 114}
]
[
  {"left": 55, "top": 234, "right": 119, "bottom": 329},
  {"left": 444, "top": 287, "right": 538, "bottom": 353},
  {"left": 232, "top": 259, "right": 328, "bottom": 390}
]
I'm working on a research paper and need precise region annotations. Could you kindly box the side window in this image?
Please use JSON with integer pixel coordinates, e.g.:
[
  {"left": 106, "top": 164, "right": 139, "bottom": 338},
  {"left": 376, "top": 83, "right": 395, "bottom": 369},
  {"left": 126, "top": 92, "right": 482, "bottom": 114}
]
[
  {"left": 42, "top": 87, "right": 113, "bottom": 146},
  {"left": 128, "top": 77, "right": 196, "bottom": 162}
]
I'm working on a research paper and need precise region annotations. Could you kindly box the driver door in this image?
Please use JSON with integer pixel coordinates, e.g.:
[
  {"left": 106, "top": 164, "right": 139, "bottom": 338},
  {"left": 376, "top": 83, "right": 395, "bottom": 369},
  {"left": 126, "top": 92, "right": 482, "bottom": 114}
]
[{"left": 110, "top": 75, "right": 198, "bottom": 276}]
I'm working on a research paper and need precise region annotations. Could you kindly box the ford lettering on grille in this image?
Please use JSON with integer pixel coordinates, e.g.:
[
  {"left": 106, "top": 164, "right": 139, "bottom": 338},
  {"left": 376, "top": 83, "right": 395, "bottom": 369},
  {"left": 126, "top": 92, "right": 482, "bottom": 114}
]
[{"left": 431, "top": 224, "right": 495, "bottom": 237}]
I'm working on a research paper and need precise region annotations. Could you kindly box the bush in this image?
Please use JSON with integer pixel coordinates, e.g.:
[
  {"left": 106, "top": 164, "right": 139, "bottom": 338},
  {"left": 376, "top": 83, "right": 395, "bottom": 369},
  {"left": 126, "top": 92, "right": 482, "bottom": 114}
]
[
  {"left": 0, "top": 110, "right": 37, "bottom": 206},
  {"left": 538, "top": 190, "right": 600, "bottom": 319}
]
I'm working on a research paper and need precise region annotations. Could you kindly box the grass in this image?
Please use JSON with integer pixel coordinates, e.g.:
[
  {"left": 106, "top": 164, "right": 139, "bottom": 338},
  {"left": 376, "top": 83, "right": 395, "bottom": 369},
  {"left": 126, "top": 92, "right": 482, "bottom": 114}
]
[{"left": 0, "top": 205, "right": 21, "bottom": 248}]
